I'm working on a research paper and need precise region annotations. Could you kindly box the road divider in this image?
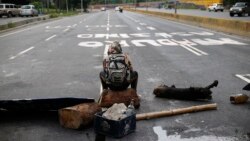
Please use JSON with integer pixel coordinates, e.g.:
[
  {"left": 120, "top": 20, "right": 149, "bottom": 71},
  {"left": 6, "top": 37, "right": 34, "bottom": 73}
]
[
  {"left": 0, "top": 15, "right": 50, "bottom": 32},
  {"left": 125, "top": 9, "right": 250, "bottom": 38}
]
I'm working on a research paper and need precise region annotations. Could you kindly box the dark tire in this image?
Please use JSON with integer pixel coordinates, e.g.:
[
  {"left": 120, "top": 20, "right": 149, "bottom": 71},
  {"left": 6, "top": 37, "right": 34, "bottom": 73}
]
[
  {"left": 230, "top": 13, "right": 234, "bottom": 17},
  {"left": 215, "top": 9, "right": 217, "bottom": 12},
  {"left": 221, "top": 10, "right": 223, "bottom": 12},
  {"left": 7, "top": 12, "right": 12, "bottom": 18},
  {"left": 238, "top": 13, "right": 242, "bottom": 17}
]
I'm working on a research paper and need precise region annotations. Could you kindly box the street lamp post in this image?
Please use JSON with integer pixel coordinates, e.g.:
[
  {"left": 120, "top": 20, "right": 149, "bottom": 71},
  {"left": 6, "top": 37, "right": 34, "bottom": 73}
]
[
  {"left": 146, "top": 0, "right": 148, "bottom": 11},
  {"left": 66, "top": 0, "right": 69, "bottom": 13},
  {"left": 174, "top": 1, "right": 177, "bottom": 14},
  {"left": 81, "top": 0, "right": 83, "bottom": 13},
  {"left": 47, "top": 0, "right": 49, "bottom": 12}
]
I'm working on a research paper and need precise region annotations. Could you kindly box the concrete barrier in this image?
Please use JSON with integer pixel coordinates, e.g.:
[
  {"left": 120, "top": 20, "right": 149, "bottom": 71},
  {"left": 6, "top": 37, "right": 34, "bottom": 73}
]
[
  {"left": 0, "top": 15, "right": 50, "bottom": 31},
  {"left": 126, "top": 9, "right": 250, "bottom": 37}
]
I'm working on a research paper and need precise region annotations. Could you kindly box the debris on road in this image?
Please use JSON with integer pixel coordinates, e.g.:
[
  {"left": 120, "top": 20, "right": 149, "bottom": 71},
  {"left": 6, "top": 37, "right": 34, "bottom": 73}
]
[
  {"left": 230, "top": 94, "right": 249, "bottom": 104},
  {"left": 136, "top": 103, "right": 217, "bottom": 121},
  {"left": 102, "top": 103, "right": 127, "bottom": 120},
  {"left": 99, "top": 88, "right": 140, "bottom": 109},
  {"left": 58, "top": 102, "right": 101, "bottom": 129},
  {"left": 94, "top": 102, "right": 136, "bottom": 138},
  {"left": 102, "top": 100, "right": 136, "bottom": 121},
  {"left": 0, "top": 97, "right": 95, "bottom": 112},
  {"left": 153, "top": 80, "right": 218, "bottom": 100}
]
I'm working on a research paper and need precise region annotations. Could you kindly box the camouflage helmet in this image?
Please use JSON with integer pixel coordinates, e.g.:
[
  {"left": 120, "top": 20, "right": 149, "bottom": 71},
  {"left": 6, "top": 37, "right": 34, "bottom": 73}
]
[{"left": 110, "top": 41, "right": 122, "bottom": 53}]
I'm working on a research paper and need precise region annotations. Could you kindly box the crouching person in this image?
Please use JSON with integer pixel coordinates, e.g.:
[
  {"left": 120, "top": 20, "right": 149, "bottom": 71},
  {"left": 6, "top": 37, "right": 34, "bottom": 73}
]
[{"left": 100, "top": 41, "right": 138, "bottom": 91}]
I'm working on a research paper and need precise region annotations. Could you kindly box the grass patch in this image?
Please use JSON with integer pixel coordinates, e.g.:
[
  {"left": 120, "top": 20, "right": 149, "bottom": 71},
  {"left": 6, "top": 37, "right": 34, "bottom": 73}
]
[
  {"left": 7, "top": 22, "right": 15, "bottom": 28},
  {"left": 48, "top": 10, "right": 78, "bottom": 18}
]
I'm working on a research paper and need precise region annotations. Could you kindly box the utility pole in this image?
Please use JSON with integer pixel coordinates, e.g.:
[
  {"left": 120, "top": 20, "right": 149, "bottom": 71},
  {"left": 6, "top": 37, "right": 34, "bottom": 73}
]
[
  {"left": 66, "top": 0, "right": 68, "bottom": 13},
  {"left": 174, "top": 0, "right": 177, "bottom": 14},
  {"left": 81, "top": 0, "right": 83, "bottom": 13},
  {"left": 47, "top": 0, "right": 49, "bottom": 12},
  {"left": 134, "top": 0, "right": 137, "bottom": 10}
]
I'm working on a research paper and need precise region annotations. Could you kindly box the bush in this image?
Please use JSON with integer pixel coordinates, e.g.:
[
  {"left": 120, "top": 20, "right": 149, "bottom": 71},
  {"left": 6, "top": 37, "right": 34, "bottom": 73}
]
[{"left": 49, "top": 13, "right": 59, "bottom": 18}]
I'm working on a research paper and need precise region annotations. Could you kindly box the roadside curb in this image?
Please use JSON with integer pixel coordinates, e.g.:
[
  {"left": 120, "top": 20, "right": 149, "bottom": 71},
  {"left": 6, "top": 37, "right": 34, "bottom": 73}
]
[
  {"left": 0, "top": 15, "right": 62, "bottom": 34},
  {"left": 126, "top": 8, "right": 250, "bottom": 38}
]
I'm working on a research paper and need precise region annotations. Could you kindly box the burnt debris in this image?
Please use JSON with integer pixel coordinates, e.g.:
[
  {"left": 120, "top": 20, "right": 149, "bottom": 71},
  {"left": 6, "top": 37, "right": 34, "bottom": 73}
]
[{"left": 153, "top": 80, "right": 219, "bottom": 100}]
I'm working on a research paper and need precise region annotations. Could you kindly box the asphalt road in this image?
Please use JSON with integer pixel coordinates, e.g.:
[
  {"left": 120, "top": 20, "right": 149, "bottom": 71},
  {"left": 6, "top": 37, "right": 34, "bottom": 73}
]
[
  {"left": 136, "top": 7, "right": 250, "bottom": 21},
  {"left": 0, "top": 10, "right": 250, "bottom": 141}
]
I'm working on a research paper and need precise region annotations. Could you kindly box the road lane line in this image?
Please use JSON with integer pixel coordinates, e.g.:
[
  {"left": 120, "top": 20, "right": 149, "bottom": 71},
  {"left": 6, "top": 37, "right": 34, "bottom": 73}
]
[
  {"left": 186, "top": 45, "right": 208, "bottom": 55},
  {"left": 147, "top": 26, "right": 156, "bottom": 30},
  {"left": 9, "top": 46, "right": 35, "bottom": 60},
  {"left": 100, "top": 44, "right": 110, "bottom": 95},
  {"left": 179, "top": 45, "right": 202, "bottom": 56},
  {"left": 140, "top": 23, "right": 147, "bottom": 26},
  {"left": 137, "top": 27, "right": 141, "bottom": 30},
  {"left": 236, "top": 74, "right": 250, "bottom": 83},
  {"left": 63, "top": 28, "right": 70, "bottom": 32},
  {"left": 0, "top": 27, "right": 34, "bottom": 38},
  {"left": 45, "top": 35, "right": 57, "bottom": 41}
]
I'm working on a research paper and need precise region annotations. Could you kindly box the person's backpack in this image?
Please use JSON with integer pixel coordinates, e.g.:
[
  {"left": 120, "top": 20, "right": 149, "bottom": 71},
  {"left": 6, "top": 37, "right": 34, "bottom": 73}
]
[{"left": 106, "top": 54, "right": 129, "bottom": 86}]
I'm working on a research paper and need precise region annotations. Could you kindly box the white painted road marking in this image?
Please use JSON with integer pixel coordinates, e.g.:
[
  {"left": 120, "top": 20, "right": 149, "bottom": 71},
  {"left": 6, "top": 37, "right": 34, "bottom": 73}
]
[
  {"left": 100, "top": 44, "right": 110, "bottom": 95},
  {"left": 137, "top": 27, "right": 141, "bottom": 31},
  {"left": 180, "top": 45, "right": 202, "bottom": 56},
  {"left": 153, "top": 126, "right": 168, "bottom": 141},
  {"left": 147, "top": 26, "right": 156, "bottom": 30},
  {"left": 140, "top": 23, "right": 147, "bottom": 26},
  {"left": 185, "top": 44, "right": 208, "bottom": 56},
  {"left": 63, "top": 28, "right": 70, "bottom": 32},
  {"left": 236, "top": 74, "right": 250, "bottom": 83},
  {"left": 45, "top": 35, "right": 57, "bottom": 41},
  {"left": 9, "top": 46, "right": 35, "bottom": 60}
]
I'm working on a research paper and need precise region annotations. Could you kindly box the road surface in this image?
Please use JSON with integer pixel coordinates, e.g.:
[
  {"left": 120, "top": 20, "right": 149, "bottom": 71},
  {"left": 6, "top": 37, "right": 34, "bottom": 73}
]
[{"left": 0, "top": 10, "right": 249, "bottom": 141}]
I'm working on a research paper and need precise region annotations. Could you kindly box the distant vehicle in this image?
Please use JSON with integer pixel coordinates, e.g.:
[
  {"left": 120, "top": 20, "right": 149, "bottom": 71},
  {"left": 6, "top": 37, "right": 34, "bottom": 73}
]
[
  {"left": 230, "top": 2, "right": 250, "bottom": 17},
  {"left": 20, "top": 5, "right": 38, "bottom": 17},
  {"left": 0, "top": 3, "right": 20, "bottom": 18},
  {"left": 119, "top": 7, "right": 123, "bottom": 13},
  {"left": 115, "top": 7, "right": 120, "bottom": 11},
  {"left": 208, "top": 3, "right": 224, "bottom": 12},
  {"left": 101, "top": 7, "right": 106, "bottom": 11}
]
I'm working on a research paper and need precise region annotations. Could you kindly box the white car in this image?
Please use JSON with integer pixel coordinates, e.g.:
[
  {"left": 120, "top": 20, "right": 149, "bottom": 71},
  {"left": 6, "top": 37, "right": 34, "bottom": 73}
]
[
  {"left": 0, "top": 3, "right": 20, "bottom": 18},
  {"left": 101, "top": 7, "right": 106, "bottom": 11},
  {"left": 115, "top": 7, "right": 120, "bottom": 11},
  {"left": 208, "top": 3, "right": 224, "bottom": 12},
  {"left": 20, "top": 5, "right": 38, "bottom": 17}
]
